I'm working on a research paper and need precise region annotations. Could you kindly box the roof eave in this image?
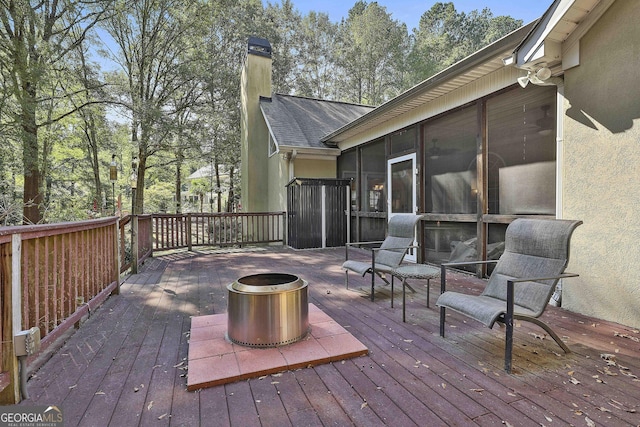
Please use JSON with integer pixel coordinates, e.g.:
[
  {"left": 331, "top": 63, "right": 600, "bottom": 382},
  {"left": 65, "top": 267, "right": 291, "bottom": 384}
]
[{"left": 513, "top": 0, "right": 612, "bottom": 71}]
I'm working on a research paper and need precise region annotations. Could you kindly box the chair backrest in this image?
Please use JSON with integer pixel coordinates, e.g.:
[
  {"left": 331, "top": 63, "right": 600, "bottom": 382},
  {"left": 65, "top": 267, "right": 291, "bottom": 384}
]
[
  {"left": 376, "top": 214, "right": 423, "bottom": 268},
  {"left": 481, "top": 218, "right": 582, "bottom": 316}
]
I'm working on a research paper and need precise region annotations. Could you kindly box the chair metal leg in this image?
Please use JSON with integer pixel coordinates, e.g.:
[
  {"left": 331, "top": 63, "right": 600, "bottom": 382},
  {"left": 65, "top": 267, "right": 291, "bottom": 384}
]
[
  {"left": 505, "top": 279, "right": 515, "bottom": 373},
  {"left": 370, "top": 271, "right": 375, "bottom": 302},
  {"left": 345, "top": 271, "right": 349, "bottom": 289},
  {"left": 439, "top": 266, "right": 447, "bottom": 337},
  {"left": 391, "top": 275, "right": 394, "bottom": 308},
  {"left": 370, "top": 251, "right": 376, "bottom": 302},
  {"left": 402, "top": 279, "right": 407, "bottom": 322},
  {"left": 515, "top": 315, "right": 571, "bottom": 354}
]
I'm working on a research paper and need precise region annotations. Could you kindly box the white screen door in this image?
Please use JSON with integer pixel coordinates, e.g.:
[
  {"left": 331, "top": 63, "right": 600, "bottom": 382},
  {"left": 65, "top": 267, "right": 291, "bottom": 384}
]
[{"left": 388, "top": 153, "right": 417, "bottom": 262}]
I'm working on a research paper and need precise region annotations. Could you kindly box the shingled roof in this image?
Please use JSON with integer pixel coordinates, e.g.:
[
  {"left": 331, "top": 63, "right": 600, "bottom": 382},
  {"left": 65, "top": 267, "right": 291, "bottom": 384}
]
[{"left": 259, "top": 94, "right": 374, "bottom": 151}]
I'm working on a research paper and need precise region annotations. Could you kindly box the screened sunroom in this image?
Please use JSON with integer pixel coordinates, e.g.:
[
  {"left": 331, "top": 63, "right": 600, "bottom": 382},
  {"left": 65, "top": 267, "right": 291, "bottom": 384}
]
[{"left": 337, "top": 84, "right": 557, "bottom": 271}]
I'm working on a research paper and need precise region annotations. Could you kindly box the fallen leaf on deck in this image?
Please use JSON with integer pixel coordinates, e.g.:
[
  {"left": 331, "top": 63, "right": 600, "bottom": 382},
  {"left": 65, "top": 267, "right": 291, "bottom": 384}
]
[
  {"left": 585, "top": 416, "right": 595, "bottom": 427},
  {"left": 147, "top": 401, "right": 153, "bottom": 410},
  {"left": 69, "top": 384, "right": 77, "bottom": 389},
  {"left": 470, "top": 388, "right": 484, "bottom": 393},
  {"left": 597, "top": 407, "right": 612, "bottom": 413},
  {"left": 614, "top": 331, "right": 640, "bottom": 342},
  {"left": 569, "top": 377, "right": 580, "bottom": 385},
  {"left": 173, "top": 361, "right": 184, "bottom": 368},
  {"left": 158, "top": 413, "right": 167, "bottom": 420},
  {"left": 620, "top": 370, "right": 638, "bottom": 379},
  {"left": 95, "top": 391, "right": 105, "bottom": 395},
  {"left": 545, "top": 415, "right": 553, "bottom": 422},
  {"left": 529, "top": 332, "right": 546, "bottom": 340},
  {"left": 403, "top": 339, "right": 413, "bottom": 343},
  {"left": 361, "top": 402, "right": 368, "bottom": 409}
]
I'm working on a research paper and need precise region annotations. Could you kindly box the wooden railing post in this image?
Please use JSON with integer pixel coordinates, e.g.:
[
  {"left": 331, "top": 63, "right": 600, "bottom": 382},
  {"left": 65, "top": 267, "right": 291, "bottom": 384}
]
[
  {"left": 131, "top": 215, "right": 139, "bottom": 274},
  {"left": 187, "top": 213, "right": 192, "bottom": 251},
  {"left": 0, "top": 234, "right": 21, "bottom": 403},
  {"left": 113, "top": 218, "right": 121, "bottom": 295}
]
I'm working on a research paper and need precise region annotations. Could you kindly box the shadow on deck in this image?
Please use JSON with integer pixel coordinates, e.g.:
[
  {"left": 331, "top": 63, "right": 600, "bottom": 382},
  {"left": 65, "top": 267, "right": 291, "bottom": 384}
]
[{"left": 20, "top": 247, "right": 640, "bottom": 426}]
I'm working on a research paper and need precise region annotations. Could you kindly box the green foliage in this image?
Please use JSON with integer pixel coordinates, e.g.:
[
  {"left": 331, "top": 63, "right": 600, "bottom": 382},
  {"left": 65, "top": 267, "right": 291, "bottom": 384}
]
[
  {"left": 0, "top": 0, "right": 526, "bottom": 223},
  {"left": 407, "top": 2, "right": 523, "bottom": 83},
  {"left": 144, "top": 181, "right": 175, "bottom": 213},
  {"left": 336, "top": 2, "right": 409, "bottom": 105}
]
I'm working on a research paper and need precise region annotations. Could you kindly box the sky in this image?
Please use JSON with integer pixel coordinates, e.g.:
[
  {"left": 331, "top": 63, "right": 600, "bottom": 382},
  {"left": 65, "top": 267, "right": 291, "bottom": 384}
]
[{"left": 273, "top": 0, "right": 551, "bottom": 30}]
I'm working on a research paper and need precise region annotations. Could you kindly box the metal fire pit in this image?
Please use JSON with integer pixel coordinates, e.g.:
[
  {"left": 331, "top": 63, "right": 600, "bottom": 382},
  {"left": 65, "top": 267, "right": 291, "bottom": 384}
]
[{"left": 227, "top": 273, "right": 309, "bottom": 347}]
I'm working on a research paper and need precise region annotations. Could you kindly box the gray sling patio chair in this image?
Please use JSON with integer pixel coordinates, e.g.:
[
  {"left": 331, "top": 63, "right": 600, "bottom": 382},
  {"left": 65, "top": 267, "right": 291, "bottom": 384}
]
[
  {"left": 436, "top": 218, "right": 582, "bottom": 373},
  {"left": 342, "top": 214, "right": 422, "bottom": 302}
]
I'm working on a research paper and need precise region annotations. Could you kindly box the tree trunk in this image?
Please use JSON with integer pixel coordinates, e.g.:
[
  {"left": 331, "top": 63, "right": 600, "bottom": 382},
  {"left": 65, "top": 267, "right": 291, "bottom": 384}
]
[
  {"left": 22, "top": 82, "right": 43, "bottom": 224},
  {"left": 175, "top": 155, "right": 182, "bottom": 213},
  {"left": 215, "top": 161, "right": 222, "bottom": 212},
  {"left": 226, "top": 166, "right": 235, "bottom": 213}
]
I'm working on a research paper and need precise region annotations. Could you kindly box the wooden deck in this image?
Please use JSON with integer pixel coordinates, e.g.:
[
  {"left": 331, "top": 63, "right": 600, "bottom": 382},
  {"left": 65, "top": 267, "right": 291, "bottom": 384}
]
[{"left": 21, "top": 246, "right": 640, "bottom": 426}]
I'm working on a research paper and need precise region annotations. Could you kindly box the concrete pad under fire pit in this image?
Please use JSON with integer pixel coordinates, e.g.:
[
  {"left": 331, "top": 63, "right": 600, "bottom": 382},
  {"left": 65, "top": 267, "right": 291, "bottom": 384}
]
[{"left": 187, "top": 304, "right": 368, "bottom": 391}]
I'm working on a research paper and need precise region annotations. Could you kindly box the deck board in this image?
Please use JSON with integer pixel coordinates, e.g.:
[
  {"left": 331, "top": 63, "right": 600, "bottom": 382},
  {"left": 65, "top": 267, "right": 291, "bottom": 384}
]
[{"left": 20, "top": 246, "right": 640, "bottom": 426}]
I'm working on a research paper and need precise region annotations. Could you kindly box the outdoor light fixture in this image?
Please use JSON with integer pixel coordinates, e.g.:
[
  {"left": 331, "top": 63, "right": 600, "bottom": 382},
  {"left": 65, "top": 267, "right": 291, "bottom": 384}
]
[
  {"left": 110, "top": 154, "right": 117, "bottom": 215},
  {"left": 517, "top": 66, "right": 553, "bottom": 88},
  {"left": 130, "top": 156, "right": 139, "bottom": 214}
]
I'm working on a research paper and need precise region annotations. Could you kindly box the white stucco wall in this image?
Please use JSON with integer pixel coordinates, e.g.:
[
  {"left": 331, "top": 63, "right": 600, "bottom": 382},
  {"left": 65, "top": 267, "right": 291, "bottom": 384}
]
[{"left": 562, "top": 0, "right": 640, "bottom": 328}]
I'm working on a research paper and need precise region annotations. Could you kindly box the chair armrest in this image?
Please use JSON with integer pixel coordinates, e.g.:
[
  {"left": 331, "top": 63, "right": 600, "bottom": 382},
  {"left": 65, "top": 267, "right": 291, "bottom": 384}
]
[
  {"left": 505, "top": 273, "right": 579, "bottom": 323},
  {"left": 371, "top": 244, "right": 419, "bottom": 252},
  {"left": 345, "top": 241, "right": 385, "bottom": 261},
  {"left": 440, "top": 260, "right": 499, "bottom": 293},
  {"left": 507, "top": 273, "right": 579, "bottom": 285},
  {"left": 346, "top": 241, "right": 385, "bottom": 247},
  {"left": 442, "top": 260, "right": 499, "bottom": 268}
]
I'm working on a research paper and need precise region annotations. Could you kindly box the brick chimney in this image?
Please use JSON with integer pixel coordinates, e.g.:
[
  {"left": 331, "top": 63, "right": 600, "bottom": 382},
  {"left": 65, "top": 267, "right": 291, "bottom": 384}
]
[{"left": 240, "top": 37, "right": 272, "bottom": 213}]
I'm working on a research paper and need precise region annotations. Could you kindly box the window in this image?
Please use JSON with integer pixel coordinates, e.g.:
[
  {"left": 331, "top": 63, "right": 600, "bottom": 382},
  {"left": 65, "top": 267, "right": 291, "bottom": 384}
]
[
  {"left": 268, "top": 133, "right": 278, "bottom": 156},
  {"left": 487, "top": 86, "right": 556, "bottom": 215},
  {"left": 390, "top": 126, "right": 415, "bottom": 155},
  {"left": 423, "top": 221, "right": 477, "bottom": 268},
  {"left": 338, "top": 149, "right": 357, "bottom": 211},
  {"left": 423, "top": 106, "right": 478, "bottom": 214},
  {"left": 360, "top": 139, "right": 386, "bottom": 213}
]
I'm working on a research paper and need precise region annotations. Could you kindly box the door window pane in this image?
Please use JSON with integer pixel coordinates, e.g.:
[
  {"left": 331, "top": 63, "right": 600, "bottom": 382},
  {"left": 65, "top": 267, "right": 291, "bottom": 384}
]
[{"left": 390, "top": 159, "right": 413, "bottom": 213}]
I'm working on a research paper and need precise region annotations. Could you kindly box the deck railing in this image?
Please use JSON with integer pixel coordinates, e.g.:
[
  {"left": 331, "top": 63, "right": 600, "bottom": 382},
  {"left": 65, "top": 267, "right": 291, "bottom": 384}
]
[
  {"left": 0, "top": 218, "right": 120, "bottom": 402},
  {"left": 153, "top": 212, "right": 285, "bottom": 251},
  {"left": 0, "top": 211, "right": 284, "bottom": 402}
]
